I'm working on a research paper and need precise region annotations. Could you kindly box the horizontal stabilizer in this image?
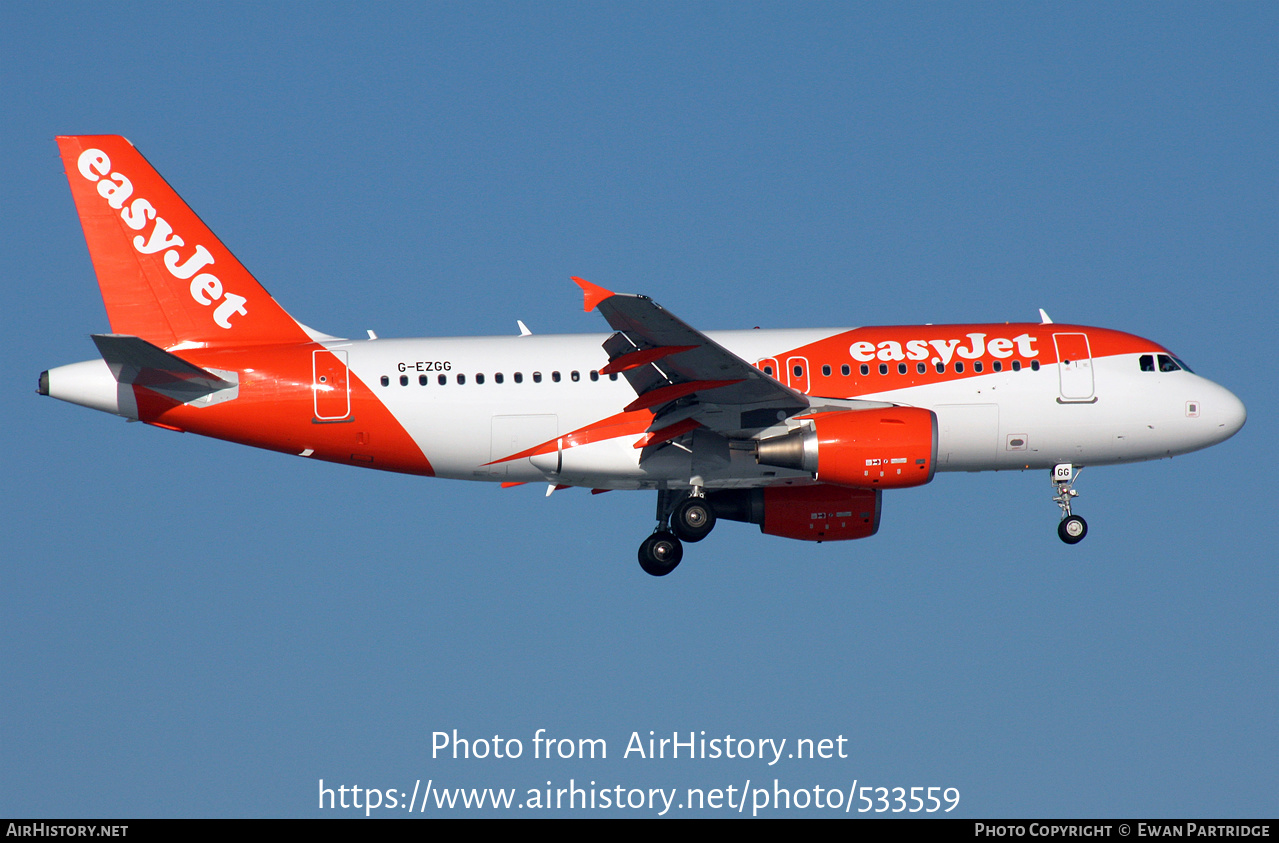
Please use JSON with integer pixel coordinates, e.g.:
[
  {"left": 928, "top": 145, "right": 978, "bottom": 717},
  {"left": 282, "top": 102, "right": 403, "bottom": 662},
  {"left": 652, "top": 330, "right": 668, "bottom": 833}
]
[{"left": 92, "top": 333, "right": 235, "bottom": 402}]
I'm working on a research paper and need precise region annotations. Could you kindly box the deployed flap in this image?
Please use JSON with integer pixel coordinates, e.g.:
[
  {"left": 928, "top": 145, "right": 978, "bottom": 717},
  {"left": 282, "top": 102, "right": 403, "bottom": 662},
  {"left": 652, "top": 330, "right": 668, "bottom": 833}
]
[
  {"left": 573, "top": 278, "right": 809, "bottom": 435},
  {"left": 92, "top": 333, "right": 235, "bottom": 403}
]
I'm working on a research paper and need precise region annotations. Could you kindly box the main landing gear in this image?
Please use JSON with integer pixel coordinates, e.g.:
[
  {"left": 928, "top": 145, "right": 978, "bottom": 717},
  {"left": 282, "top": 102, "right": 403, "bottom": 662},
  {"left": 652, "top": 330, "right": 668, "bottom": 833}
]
[
  {"left": 637, "top": 489, "right": 719, "bottom": 576},
  {"left": 638, "top": 531, "right": 682, "bottom": 577},
  {"left": 1052, "top": 463, "right": 1088, "bottom": 544}
]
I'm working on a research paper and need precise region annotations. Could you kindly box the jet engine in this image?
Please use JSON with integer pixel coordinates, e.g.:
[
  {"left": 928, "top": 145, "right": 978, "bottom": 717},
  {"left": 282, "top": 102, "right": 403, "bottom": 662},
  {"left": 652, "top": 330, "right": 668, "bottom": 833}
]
[
  {"left": 707, "top": 484, "right": 882, "bottom": 541},
  {"left": 754, "top": 407, "right": 937, "bottom": 489}
]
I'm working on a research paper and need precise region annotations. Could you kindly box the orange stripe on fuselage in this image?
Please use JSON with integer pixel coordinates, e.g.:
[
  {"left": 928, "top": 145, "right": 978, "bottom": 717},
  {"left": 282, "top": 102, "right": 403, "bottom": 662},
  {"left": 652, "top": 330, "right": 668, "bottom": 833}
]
[
  {"left": 764, "top": 324, "right": 1164, "bottom": 396},
  {"left": 485, "top": 409, "right": 655, "bottom": 466},
  {"left": 129, "top": 342, "right": 434, "bottom": 476}
]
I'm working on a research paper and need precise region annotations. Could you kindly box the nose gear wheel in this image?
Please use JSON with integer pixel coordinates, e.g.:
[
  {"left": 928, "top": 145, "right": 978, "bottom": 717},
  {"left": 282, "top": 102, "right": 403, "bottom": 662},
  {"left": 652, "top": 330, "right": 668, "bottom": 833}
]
[{"left": 1051, "top": 465, "right": 1088, "bottom": 544}]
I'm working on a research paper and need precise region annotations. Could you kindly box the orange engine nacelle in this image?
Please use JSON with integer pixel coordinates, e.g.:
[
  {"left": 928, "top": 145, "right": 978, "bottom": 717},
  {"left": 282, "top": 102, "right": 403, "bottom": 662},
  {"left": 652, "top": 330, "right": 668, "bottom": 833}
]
[
  {"left": 754, "top": 407, "right": 937, "bottom": 489},
  {"left": 706, "top": 485, "right": 882, "bottom": 542}
]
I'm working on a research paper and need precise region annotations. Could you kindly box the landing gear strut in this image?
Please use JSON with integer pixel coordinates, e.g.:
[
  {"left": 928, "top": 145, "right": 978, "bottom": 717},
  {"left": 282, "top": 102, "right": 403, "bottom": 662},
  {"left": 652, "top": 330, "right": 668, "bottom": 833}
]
[
  {"left": 636, "top": 488, "right": 720, "bottom": 576},
  {"left": 1052, "top": 463, "right": 1088, "bottom": 544}
]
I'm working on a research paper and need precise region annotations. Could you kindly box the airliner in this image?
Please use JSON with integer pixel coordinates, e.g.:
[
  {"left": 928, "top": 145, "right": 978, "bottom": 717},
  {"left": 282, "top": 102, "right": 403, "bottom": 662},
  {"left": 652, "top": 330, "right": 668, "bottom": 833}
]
[{"left": 39, "top": 136, "right": 1246, "bottom": 576}]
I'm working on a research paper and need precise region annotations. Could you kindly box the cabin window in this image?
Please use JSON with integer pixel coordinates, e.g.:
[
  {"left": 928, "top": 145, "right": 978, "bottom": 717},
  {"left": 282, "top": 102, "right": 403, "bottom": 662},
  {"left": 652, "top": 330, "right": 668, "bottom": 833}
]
[
  {"left": 476, "top": 373, "right": 485, "bottom": 384},
  {"left": 954, "top": 362, "right": 964, "bottom": 373},
  {"left": 878, "top": 363, "right": 888, "bottom": 375},
  {"left": 935, "top": 362, "right": 944, "bottom": 374},
  {"left": 571, "top": 370, "right": 580, "bottom": 382},
  {"left": 419, "top": 374, "right": 428, "bottom": 386},
  {"left": 860, "top": 364, "right": 869, "bottom": 376},
  {"left": 456, "top": 374, "right": 466, "bottom": 385},
  {"left": 974, "top": 361, "right": 983, "bottom": 373},
  {"left": 822, "top": 364, "right": 831, "bottom": 376},
  {"left": 399, "top": 375, "right": 409, "bottom": 386},
  {"left": 763, "top": 365, "right": 774, "bottom": 376},
  {"left": 514, "top": 372, "right": 523, "bottom": 383},
  {"left": 841, "top": 364, "right": 850, "bottom": 376},
  {"left": 552, "top": 371, "right": 561, "bottom": 383},
  {"left": 533, "top": 372, "right": 542, "bottom": 383},
  {"left": 609, "top": 373, "right": 619, "bottom": 381},
  {"left": 1031, "top": 360, "right": 1040, "bottom": 371},
  {"left": 1011, "top": 360, "right": 1021, "bottom": 371},
  {"left": 590, "top": 370, "right": 599, "bottom": 382},
  {"left": 438, "top": 374, "right": 447, "bottom": 385},
  {"left": 898, "top": 363, "right": 907, "bottom": 375},
  {"left": 917, "top": 362, "right": 926, "bottom": 374},
  {"left": 993, "top": 361, "right": 1002, "bottom": 372},
  {"left": 494, "top": 373, "right": 504, "bottom": 384},
  {"left": 793, "top": 365, "right": 804, "bottom": 378},
  {"left": 380, "top": 375, "right": 389, "bottom": 387}
]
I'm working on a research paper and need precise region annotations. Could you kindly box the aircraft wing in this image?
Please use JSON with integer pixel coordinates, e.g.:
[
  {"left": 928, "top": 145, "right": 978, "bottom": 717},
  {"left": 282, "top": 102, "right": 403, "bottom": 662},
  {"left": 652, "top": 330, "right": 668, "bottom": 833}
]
[{"left": 573, "top": 277, "right": 811, "bottom": 437}]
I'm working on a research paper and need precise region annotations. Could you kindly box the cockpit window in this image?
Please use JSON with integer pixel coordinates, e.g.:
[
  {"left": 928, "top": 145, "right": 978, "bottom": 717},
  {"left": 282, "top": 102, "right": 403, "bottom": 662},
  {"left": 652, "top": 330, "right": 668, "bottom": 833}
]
[
  {"left": 1171, "top": 355, "right": 1194, "bottom": 373},
  {"left": 1158, "top": 354, "right": 1181, "bottom": 373},
  {"left": 1139, "top": 354, "right": 1155, "bottom": 372}
]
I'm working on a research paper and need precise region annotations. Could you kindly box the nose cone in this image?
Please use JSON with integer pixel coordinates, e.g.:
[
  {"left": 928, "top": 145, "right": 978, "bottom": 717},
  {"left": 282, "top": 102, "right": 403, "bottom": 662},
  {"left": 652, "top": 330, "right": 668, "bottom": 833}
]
[
  {"left": 1205, "top": 381, "right": 1246, "bottom": 445},
  {"left": 1218, "top": 386, "right": 1247, "bottom": 439}
]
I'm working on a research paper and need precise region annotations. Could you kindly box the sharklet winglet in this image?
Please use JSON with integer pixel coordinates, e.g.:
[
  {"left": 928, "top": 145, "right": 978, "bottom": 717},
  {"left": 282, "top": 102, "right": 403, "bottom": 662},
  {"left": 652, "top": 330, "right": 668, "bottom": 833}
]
[{"left": 572, "top": 276, "right": 614, "bottom": 313}]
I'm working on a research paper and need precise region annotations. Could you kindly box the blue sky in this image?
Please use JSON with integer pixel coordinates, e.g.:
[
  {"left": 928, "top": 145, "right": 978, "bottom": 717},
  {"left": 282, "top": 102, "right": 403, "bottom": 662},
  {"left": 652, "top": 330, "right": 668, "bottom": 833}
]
[{"left": 3, "top": 2, "right": 1275, "bottom": 817}]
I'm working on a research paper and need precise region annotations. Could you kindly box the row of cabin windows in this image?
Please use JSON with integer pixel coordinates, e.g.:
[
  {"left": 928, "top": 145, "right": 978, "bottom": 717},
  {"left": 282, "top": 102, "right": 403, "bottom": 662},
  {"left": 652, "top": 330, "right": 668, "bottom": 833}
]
[
  {"left": 762, "top": 360, "right": 1040, "bottom": 378},
  {"left": 381, "top": 354, "right": 1184, "bottom": 389},
  {"left": 380, "top": 370, "right": 620, "bottom": 387}
]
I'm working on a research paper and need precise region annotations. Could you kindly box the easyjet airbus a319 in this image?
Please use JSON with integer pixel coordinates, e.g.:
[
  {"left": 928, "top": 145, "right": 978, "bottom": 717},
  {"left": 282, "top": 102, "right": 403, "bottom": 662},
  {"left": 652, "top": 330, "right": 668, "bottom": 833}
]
[{"left": 40, "top": 136, "right": 1246, "bottom": 575}]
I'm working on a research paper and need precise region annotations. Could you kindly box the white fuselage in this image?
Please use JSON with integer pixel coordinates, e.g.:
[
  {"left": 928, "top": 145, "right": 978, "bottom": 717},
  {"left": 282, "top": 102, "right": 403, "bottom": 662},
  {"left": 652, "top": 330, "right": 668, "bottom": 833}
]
[{"left": 326, "top": 328, "right": 1244, "bottom": 489}]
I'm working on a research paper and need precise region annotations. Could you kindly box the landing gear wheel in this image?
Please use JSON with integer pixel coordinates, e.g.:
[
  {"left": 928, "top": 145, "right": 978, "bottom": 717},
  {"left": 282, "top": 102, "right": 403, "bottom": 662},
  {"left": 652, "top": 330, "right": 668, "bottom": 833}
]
[
  {"left": 671, "top": 497, "right": 716, "bottom": 543},
  {"left": 1051, "top": 465, "right": 1088, "bottom": 545},
  {"left": 1058, "top": 515, "right": 1088, "bottom": 544},
  {"left": 638, "top": 531, "right": 683, "bottom": 576}
]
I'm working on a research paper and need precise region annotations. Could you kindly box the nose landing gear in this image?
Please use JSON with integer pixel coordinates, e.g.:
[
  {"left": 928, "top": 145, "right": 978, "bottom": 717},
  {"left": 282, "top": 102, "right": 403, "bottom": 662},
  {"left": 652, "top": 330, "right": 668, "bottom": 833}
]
[{"left": 1052, "top": 464, "right": 1088, "bottom": 544}]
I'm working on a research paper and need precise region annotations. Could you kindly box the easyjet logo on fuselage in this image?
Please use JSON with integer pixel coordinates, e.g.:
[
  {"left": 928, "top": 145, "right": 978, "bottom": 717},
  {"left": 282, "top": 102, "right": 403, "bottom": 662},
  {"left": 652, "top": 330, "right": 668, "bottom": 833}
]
[
  {"left": 76, "top": 148, "right": 247, "bottom": 329},
  {"left": 849, "top": 332, "right": 1038, "bottom": 366}
]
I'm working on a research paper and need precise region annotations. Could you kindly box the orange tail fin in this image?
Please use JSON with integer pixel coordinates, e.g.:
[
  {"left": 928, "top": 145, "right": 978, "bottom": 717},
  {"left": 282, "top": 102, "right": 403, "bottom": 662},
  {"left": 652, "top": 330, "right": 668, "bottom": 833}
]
[{"left": 57, "top": 135, "right": 313, "bottom": 349}]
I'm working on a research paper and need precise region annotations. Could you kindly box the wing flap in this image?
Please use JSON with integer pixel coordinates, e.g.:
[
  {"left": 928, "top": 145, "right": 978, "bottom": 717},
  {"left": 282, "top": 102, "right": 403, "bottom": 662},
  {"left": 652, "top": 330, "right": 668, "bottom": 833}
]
[{"left": 599, "top": 344, "right": 698, "bottom": 375}]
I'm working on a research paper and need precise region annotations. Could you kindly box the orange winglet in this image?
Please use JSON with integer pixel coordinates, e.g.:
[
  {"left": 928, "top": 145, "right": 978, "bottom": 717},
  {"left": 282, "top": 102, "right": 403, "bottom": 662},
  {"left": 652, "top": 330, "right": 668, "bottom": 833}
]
[
  {"left": 633, "top": 417, "right": 702, "bottom": 449},
  {"left": 623, "top": 379, "right": 742, "bottom": 413},
  {"left": 600, "top": 345, "right": 698, "bottom": 375},
  {"left": 572, "top": 276, "right": 614, "bottom": 312}
]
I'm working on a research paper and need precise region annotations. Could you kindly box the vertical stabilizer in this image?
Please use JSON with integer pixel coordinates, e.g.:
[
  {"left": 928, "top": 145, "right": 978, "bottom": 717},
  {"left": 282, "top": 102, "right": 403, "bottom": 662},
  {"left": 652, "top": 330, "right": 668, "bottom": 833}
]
[{"left": 56, "top": 135, "right": 312, "bottom": 349}]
